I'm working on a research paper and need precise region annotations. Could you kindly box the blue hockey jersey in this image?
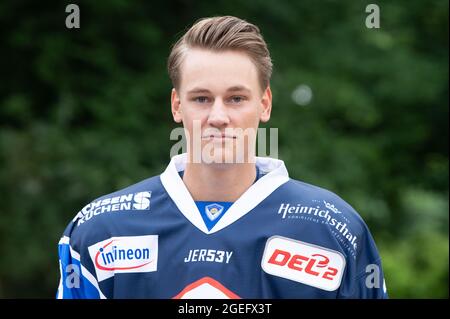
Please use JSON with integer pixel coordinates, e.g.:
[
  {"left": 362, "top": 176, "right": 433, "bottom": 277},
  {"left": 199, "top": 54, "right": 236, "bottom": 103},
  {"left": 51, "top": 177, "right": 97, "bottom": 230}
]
[{"left": 57, "top": 153, "right": 388, "bottom": 299}]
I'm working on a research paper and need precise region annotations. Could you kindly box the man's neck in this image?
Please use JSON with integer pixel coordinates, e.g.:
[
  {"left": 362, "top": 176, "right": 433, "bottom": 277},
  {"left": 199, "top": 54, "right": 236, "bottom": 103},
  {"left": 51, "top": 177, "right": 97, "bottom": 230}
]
[{"left": 182, "top": 161, "right": 257, "bottom": 202}]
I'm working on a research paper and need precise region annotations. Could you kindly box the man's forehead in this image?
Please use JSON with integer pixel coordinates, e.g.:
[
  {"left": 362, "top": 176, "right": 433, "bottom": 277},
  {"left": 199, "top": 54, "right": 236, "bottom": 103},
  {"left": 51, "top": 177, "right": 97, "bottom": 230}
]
[{"left": 179, "top": 48, "right": 259, "bottom": 92}]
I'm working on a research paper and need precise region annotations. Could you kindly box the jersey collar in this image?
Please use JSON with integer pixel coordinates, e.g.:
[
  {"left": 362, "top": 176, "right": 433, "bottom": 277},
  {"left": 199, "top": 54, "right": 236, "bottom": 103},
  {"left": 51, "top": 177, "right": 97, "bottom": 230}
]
[{"left": 160, "top": 153, "right": 290, "bottom": 234}]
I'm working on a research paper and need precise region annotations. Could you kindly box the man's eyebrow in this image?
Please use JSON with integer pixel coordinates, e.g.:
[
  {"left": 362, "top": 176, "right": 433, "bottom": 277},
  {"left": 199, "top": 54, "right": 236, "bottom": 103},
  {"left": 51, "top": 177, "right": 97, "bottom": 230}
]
[
  {"left": 186, "top": 86, "right": 252, "bottom": 95},
  {"left": 227, "top": 85, "right": 251, "bottom": 93},
  {"left": 186, "top": 88, "right": 211, "bottom": 94}
]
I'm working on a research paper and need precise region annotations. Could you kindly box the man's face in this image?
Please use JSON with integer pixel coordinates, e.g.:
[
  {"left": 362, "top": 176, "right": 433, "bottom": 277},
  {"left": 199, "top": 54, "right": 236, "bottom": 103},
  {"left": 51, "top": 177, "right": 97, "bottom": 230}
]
[{"left": 171, "top": 48, "right": 272, "bottom": 164}]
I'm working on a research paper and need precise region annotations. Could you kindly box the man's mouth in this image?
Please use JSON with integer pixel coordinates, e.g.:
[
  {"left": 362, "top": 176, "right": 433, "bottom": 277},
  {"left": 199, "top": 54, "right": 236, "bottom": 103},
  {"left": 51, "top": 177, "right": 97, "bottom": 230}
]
[{"left": 201, "top": 134, "right": 237, "bottom": 140}]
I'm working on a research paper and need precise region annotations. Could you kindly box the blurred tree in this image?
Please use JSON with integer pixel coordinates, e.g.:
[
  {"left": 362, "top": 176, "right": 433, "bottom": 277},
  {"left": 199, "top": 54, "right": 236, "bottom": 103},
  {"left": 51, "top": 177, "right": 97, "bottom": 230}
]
[{"left": 0, "top": 0, "right": 448, "bottom": 298}]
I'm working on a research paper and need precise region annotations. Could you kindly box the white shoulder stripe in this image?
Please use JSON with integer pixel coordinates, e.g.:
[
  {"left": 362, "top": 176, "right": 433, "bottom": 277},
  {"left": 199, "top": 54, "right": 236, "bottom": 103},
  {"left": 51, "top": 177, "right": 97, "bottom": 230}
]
[
  {"left": 57, "top": 261, "right": 63, "bottom": 299},
  {"left": 80, "top": 263, "right": 107, "bottom": 299},
  {"left": 66, "top": 245, "right": 107, "bottom": 299},
  {"left": 58, "top": 236, "right": 70, "bottom": 245},
  {"left": 69, "top": 245, "right": 81, "bottom": 260}
]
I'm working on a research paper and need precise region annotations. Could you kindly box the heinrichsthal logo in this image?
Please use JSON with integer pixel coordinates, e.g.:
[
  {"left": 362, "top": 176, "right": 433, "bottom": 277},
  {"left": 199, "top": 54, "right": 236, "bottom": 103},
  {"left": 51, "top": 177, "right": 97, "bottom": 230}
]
[{"left": 277, "top": 202, "right": 358, "bottom": 254}]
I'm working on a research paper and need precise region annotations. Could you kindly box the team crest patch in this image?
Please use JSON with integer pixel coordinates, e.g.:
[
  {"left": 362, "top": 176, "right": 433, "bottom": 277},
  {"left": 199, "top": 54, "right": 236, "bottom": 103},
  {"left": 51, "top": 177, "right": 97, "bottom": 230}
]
[{"left": 205, "top": 203, "right": 224, "bottom": 221}]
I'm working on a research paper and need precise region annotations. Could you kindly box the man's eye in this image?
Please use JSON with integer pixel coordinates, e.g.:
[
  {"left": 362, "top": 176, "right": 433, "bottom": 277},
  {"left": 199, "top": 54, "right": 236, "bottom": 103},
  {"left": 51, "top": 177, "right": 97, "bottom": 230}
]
[
  {"left": 229, "top": 96, "right": 245, "bottom": 104},
  {"left": 194, "top": 96, "right": 210, "bottom": 103}
]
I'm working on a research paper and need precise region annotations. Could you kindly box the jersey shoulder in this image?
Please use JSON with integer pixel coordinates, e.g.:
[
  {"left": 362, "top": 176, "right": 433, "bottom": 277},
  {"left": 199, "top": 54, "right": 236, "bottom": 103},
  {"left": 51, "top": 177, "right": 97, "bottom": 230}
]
[
  {"left": 280, "top": 178, "right": 369, "bottom": 232},
  {"left": 281, "top": 178, "right": 382, "bottom": 261},
  {"left": 61, "top": 174, "right": 163, "bottom": 250}
]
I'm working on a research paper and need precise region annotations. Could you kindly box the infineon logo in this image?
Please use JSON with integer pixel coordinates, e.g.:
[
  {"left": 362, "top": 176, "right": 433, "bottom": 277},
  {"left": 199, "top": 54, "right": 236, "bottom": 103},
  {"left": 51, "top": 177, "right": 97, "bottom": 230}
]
[
  {"left": 75, "top": 191, "right": 151, "bottom": 226},
  {"left": 261, "top": 236, "right": 345, "bottom": 291},
  {"left": 88, "top": 235, "right": 158, "bottom": 282}
]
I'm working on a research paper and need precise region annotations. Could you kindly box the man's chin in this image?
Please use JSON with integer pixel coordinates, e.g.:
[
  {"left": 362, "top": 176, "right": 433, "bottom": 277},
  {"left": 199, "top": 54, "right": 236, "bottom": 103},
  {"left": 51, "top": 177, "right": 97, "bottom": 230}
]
[{"left": 193, "top": 147, "right": 254, "bottom": 165}]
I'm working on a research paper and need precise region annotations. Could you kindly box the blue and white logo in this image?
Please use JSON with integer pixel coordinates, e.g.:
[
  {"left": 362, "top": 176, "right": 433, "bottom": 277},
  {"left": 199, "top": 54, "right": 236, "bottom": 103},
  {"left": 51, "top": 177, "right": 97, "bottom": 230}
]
[{"left": 205, "top": 203, "right": 224, "bottom": 221}]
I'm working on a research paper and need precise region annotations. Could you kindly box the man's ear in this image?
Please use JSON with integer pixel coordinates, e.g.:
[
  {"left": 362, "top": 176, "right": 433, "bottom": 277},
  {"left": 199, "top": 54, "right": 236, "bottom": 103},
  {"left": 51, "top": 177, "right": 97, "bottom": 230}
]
[
  {"left": 260, "top": 86, "right": 272, "bottom": 123},
  {"left": 171, "top": 88, "right": 183, "bottom": 123}
]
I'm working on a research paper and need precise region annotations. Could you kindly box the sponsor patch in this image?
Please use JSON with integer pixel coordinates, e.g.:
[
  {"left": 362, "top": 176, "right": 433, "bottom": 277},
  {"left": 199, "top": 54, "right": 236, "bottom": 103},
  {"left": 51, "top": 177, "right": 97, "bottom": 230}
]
[
  {"left": 88, "top": 235, "right": 158, "bottom": 281},
  {"left": 75, "top": 191, "right": 152, "bottom": 226},
  {"left": 261, "top": 236, "right": 345, "bottom": 291},
  {"left": 277, "top": 201, "right": 358, "bottom": 257},
  {"left": 184, "top": 249, "right": 233, "bottom": 264}
]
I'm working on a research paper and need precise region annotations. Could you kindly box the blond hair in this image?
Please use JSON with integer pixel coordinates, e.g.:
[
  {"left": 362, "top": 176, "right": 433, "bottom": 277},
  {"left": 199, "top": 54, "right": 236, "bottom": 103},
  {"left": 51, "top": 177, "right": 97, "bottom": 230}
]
[{"left": 167, "top": 16, "right": 272, "bottom": 91}]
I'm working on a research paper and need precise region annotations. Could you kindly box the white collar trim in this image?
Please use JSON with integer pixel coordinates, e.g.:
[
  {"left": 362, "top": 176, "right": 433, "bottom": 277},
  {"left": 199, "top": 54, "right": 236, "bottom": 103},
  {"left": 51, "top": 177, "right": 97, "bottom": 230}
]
[{"left": 160, "top": 153, "right": 289, "bottom": 234}]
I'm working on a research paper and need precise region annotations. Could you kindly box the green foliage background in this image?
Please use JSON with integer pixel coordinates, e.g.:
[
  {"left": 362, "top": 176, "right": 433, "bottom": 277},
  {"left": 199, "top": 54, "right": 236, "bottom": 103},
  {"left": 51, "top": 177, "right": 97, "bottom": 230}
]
[{"left": 0, "top": 0, "right": 448, "bottom": 298}]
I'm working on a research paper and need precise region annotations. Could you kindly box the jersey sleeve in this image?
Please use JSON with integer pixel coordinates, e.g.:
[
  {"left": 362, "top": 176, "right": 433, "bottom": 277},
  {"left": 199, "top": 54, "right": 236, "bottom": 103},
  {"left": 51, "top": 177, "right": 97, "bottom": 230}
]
[
  {"left": 350, "top": 258, "right": 388, "bottom": 298},
  {"left": 56, "top": 223, "right": 105, "bottom": 299},
  {"left": 337, "top": 221, "right": 388, "bottom": 299}
]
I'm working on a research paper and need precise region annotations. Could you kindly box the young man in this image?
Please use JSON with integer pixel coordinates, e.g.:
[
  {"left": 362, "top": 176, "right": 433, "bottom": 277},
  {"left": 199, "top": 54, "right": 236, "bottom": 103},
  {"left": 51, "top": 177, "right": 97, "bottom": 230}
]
[{"left": 57, "top": 16, "right": 388, "bottom": 299}]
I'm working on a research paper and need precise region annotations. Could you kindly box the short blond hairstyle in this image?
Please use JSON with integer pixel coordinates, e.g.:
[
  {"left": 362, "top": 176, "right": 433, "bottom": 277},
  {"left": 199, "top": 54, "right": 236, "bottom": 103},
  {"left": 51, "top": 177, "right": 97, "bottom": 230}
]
[{"left": 167, "top": 16, "right": 272, "bottom": 91}]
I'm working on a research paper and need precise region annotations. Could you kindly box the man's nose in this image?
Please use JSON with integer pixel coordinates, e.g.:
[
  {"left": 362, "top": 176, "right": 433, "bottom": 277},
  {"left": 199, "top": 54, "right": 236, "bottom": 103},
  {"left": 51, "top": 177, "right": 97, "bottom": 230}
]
[{"left": 207, "top": 99, "right": 230, "bottom": 127}]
